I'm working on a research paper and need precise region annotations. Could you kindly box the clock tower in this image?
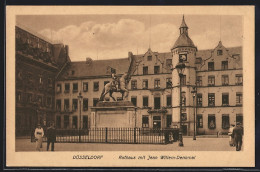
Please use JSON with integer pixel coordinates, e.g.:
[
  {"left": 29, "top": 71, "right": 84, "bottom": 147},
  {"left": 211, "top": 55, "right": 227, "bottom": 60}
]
[{"left": 171, "top": 15, "right": 197, "bottom": 136}]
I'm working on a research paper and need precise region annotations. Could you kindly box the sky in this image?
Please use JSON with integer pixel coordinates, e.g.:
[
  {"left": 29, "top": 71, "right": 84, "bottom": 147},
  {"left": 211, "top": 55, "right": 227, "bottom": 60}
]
[{"left": 16, "top": 15, "right": 243, "bottom": 61}]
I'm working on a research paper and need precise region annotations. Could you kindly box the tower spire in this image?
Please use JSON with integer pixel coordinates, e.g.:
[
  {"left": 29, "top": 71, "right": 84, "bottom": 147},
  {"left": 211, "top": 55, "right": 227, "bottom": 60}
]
[{"left": 179, "top": 15, "right": 188, "bottom": 35}]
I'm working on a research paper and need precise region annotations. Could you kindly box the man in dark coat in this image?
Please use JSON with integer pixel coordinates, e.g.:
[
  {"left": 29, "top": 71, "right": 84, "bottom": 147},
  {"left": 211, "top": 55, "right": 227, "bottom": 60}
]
[
  {"left": 46, "top": 122, "right": 56, "bottom": 151},
  {"left": 232, "top": 122, "right": 243, "bottom": 151}
]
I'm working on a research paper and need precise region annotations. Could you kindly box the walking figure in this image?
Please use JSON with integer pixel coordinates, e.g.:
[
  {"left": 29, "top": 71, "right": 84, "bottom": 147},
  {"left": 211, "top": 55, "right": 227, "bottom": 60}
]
[
  {"left": 34, "top": 124, "right": 44, "bottom": 151},
  {"left": 46, "top": 122, "right": 56, "bottom": 151},
  {"left": 232, "top": 122, "right": 243, "bottom": 151}
]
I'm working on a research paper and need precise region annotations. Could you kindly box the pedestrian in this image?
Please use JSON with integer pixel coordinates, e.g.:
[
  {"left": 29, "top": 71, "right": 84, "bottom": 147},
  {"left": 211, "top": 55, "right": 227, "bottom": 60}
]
[
  {"left": 228, "top": 124, "right": 235, "bottom": 147},
  {"left": 232, "top": 122, "right": 243, "bottom": 151},
  {"left": 46, "top": 122, "right": 56, "bottom": 151},
  {"left": 34, "top": 124, "right": 44, "bottom": 151}
]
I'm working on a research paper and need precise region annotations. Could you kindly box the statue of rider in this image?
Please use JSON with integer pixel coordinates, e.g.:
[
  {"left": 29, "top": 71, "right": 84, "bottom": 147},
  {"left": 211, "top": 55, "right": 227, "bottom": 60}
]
[{"left": 111, "top": 70, "right": 119, "bottom": 91}]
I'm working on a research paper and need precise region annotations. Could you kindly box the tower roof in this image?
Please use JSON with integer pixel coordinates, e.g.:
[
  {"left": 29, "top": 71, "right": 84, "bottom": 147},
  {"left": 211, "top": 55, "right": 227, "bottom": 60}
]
[{"left": 171, "top": 15, "right": 196, "bottom": 50}]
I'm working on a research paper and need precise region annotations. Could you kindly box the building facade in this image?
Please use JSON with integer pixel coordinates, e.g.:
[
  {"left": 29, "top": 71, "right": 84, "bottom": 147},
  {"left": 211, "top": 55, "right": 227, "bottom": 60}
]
[
  {"left": 15, "top": 25, "right": 70, "bottom": 136},
  {"left": 15, "top": 16, "right": 242, "bottom": 136}
]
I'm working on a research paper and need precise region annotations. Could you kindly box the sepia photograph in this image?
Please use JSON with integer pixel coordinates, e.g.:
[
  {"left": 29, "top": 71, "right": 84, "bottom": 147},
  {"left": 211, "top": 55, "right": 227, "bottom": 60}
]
[{"left": 6, "top": 6, "right": 254, "bottom": 167}]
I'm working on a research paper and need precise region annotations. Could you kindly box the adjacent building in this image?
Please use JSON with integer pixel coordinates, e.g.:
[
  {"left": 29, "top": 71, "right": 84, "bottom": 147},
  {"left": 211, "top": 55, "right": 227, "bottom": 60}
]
[{"left": 15, "top": 25, "right": 70, "bottom": 136}]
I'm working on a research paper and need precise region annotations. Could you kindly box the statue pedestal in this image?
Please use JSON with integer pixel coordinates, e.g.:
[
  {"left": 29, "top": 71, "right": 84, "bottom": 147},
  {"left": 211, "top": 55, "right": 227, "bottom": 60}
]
[{"left": 91, "top": 101, "right": 135, "bottom": 128}]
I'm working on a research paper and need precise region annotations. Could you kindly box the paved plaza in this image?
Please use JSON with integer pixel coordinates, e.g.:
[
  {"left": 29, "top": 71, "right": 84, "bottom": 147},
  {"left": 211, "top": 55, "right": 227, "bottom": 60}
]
[{"left": 15, "top": 137, "right": 241, "bottom": 152}]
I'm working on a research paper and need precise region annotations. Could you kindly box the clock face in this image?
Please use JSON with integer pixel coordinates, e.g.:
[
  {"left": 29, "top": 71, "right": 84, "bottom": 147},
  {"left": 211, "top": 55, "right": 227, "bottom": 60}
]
[{"left": 179, "top": 54, "right": 187, "bottom": 62}]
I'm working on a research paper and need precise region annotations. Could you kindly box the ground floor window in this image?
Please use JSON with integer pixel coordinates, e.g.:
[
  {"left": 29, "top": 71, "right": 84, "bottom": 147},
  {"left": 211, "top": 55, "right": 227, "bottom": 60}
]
[
  {"left": 208, "top": 115, "right": 216, "bottom": 129},
  {"left": 56, "top": 116, "right": 61, "bottom": 129},
  {"left": 142, "top": 116, "right": 149, "bottom": 128},
  {"left": 72, "top": 116, "right": 78, "bottom": 129},
  {"left": 153, "top": 116, "right": 161, "bottom": 129},
  {"left": 197, "top": 114, "right": 203, "bottom": 128},
  {"left": 166, "top": 115, "right": 172, "bottom": 128},
  {"left": 236, "top": 114, "right": 243, "bottom": 125},
  {"left": 83, "top": 116, "right": 88, "bottom": 129},
  {"left": 222, "top": 114, "right": 230, "bottom": 129},
  {"left": 64, "top": 115, "right": 69, "bottom": 129}
]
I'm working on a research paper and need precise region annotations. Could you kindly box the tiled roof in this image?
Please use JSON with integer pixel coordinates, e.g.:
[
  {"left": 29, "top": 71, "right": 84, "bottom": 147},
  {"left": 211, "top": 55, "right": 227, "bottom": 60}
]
[{"left": 58, "top": 58, "right": 130, "bottom": 79}]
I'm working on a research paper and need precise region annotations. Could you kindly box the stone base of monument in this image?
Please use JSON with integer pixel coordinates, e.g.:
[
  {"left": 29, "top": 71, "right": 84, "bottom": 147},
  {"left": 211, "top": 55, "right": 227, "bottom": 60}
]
[{"left": 90, "top": 101, "right": 135, "bottom": 128}]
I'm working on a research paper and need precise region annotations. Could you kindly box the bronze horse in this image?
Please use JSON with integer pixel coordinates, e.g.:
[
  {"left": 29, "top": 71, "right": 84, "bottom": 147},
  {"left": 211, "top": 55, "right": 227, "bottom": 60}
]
[{"left": 99, "top": 73, "right": 131, "bottom": 101}]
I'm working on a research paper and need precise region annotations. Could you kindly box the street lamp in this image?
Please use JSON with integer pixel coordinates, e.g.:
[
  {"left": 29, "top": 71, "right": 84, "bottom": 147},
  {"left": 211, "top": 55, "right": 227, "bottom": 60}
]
[
  {"left": 176, "top": 62, "right": 185, "bottom": 147},
  {"left": 191, "top": 86, "right": 197, "bottom": 140},
  {"left": 78, "top": 91, "right": 83, "bottom": 142}
]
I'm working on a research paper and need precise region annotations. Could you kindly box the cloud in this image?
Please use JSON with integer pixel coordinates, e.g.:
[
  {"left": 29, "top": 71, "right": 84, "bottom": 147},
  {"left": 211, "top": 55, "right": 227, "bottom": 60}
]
[{"left": 39, "top": 19, "right": 178, "bottom": 61}]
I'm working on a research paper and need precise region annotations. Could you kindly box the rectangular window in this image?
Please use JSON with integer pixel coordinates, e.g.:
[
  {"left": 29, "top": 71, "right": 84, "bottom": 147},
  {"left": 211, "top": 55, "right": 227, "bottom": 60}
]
[
  {"left": 56, "top": 99, "right": 61, "bottom": 111},
  {"left": 64, "top": 99, "right": 69, "bottom": 111},
  {"left": 236, "top": 93, "right": 243, "bottom": 106},
  {"left": 48, "top": 78, "right": 52, "bottom": 88},
  {"left": 208, "top": 76, "right": 215, "bottom": 86},
  {"left": 222, "top": 114, "right": 230, "bottom": 129},
  {"left": 17, "top": 92, "right": 21, "bottom": 102},
  {"left": 154, "top": 97, "right": 161, "bottom": 109},
  {"left": 64, "top": 115, "right": 69, "bottom": 129},
  {"left": 154, "top": 79, "right": 160, "bottom": 89},
  {"left": 217, "top": 50, "right": 223, "bottom": 56},
  {"left": 222, "top": 61, "right": 228, "bottom": 70},
  {"left": 197, "top": 93, "right": 202, "bottom": 107},
  {"left": 208, "top": 93, "right": 215, "bottom": 106},
  {"left": 181, "top": 92, "right": 186, "bottom": 106},
  {"left": 131, "top": 97, "right": 137, "bottom": 107},
  {"left": 154, "top": 66, "right": 160, "bottom": 74},
  {"left": 38, "top": 96, "right": 42, "bottom": 106},
  {"left": 142, "top": 116, "right": 149, "bottom": 128},
  {"left": 167, "top": 95, "right": 172, "bottom": 107},
  {"left": 222, "top": 93, "right": 229, "bottom": 106},
  {"left": 83, "top": 99, "right": 88, "bottom": 111},
  {"left": 197, "top": 115, "right": 203, "bottom": 128},
  {"left": 131, "top": 80, "right": 137, "bottom": 90},
  {"left": 236, "top": 114, "right": 243, "bottom": 125},
  {"left": 27, "top": 93, "right": 32, "bottom": 103},
  {"left": 147, "top": 55, "right": 152, "bottom": 61},
  {"left": 64, "top": 83, "right": 70, "bottom": 93},
  {"left": 235, "top": 74, "right": 243, "bottom": 85},
  {"left": 143, "top": 66, "right": 148, "bottom": 75},
  {"left": 83, "top": 82, "right": 88, "bottom": 92},
  {"left": 143, "top": 96, "right": 148, "bottom": 107},
  {"left": 72, "top": 99, "right": 78, "bottom": 111},
  {"left": 166, "top": 78, "right": 172, "bottom": 88},
  {"left": 166, "top": 115, "right": 172, "bottom": 128},
  {"left": 39, "top": 75, "right": 43, "bottom": 85},
  {"left": 56, "top": 84, "right": 61, "bottom": 93},
  {"left": 46, "top": 97, "right": 52, "bottom": 107},
  {"left": 73, "top": 83, "right": 78, "bottom": 92},
  {"left": 208, "top": 62, "right": 214, "bottom": 71},
  {"left": 181, "top": 75, "right": 186, "bottom": 86},
  {"left": 208, "top": 115, "right": 216, "bottom": 129},
  {"left": 104, "top": 81, "right": 109, "bottom": 86},
  {"left": 93, "top": 82, "right": 99, "bottom": 91},
  {"left": 142, "top": 80, "right": 148, "bottom": 89},
  {"left": 72, "top": 116, "right": 78, "bottom": 129},
  {"left": 56, "top": 116, "right": 61, "bottom": 129},
  {"left": 93, "top": 98, "right": 99, "bottom": 107},
  {"left": 222, "top": 75, "right": 229, "bottom": 85},
  {"left": 197, "top": 76, "right": 202, "bottom": 86},
  {"left": 166, "top": 59, "right": 172, "bottom": 69}
]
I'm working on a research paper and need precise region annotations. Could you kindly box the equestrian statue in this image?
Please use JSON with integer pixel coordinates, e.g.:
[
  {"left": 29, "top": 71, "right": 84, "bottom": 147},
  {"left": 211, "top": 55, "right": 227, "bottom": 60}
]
[{"left": 99, "top": 56, "right": 136, "bottom": 101}]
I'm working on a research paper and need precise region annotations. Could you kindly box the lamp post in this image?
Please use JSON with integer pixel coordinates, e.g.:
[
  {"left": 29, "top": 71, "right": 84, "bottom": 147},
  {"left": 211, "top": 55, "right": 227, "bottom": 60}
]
[
  {"left": 78, "top": 91, "right": 83, "bottom": 142},
  {"left": 191, "top": 87, "right": 197, "bottom": 140},
  {"left": 176, "top": 62, "right": 185, "bottom": 147}
]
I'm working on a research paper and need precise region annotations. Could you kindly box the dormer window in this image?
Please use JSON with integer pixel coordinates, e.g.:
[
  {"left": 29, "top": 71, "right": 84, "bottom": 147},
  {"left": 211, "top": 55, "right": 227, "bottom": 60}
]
[
  {"left": 217, "top": 50, "right": 223, "bottom": 56},
  {"left": 147, "top": 55, "right": 152, "bottom": 61}
]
